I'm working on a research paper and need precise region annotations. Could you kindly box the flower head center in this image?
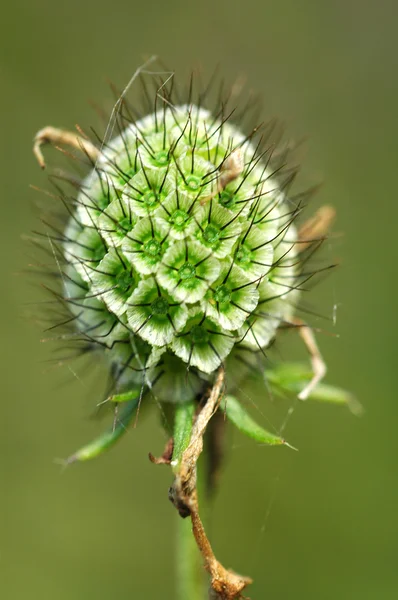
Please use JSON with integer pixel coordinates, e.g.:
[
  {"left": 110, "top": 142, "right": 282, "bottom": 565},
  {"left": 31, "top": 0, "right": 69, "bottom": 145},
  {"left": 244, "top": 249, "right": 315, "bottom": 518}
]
[
  {"left": 203, "top": 225, "right": 220, "bottom": 244},
  {"left": 171, "top": 209, "right": 189, "bottom": 227},
  {"left": 219, "top": 190, "right": 235, "bottom": 209},
  {"left": 143, "top": 190, "right": 158, "bottom": 208},
  {"left": 144, "top": 239, "right": 161, "bottom": 256},
  {"left": 116, "top": 270, "right": 134, "bottom": 293},
  {"left": 214, "top": 284, "right": 231, "bottom": 304},
  {"left": 190, "top": 325, "right": 209, "bottom": 344},
  {"left": 185, "top": 175, "right": 201, "bottom": 191},
  {"left": 152, "top": 150, "right": 169, "bottom": 166},
  {"left": 236, "top": 244, "right": 251, "bottom": 265},
  {"left": 179, "top": 262, "right": 196, "bottom": 280},
  {"left": 151, "top": 297, "right": 169, "bottom": 315},
  {"left": 117, "top": 216, "right": 133, "bottom": 233}
]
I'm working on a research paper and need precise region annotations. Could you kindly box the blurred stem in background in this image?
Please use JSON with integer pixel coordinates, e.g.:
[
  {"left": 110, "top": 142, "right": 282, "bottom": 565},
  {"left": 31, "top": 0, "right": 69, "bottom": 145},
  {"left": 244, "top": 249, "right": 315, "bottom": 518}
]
[
  {"left": 172, "top": 401, "right": 207, "bottom": 599},
  {"left": 176, "top": 496, "right": 207, "bottom": 600}
]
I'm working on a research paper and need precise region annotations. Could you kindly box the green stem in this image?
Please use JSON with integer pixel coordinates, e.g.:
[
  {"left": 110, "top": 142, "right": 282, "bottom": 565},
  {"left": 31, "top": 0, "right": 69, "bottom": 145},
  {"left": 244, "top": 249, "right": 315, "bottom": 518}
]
[
  {"left": 173, "top": 402, "right": 207, "bottom": 600},
  {"left": 176, "top": 510, "right": 206, "bottom": 600}
]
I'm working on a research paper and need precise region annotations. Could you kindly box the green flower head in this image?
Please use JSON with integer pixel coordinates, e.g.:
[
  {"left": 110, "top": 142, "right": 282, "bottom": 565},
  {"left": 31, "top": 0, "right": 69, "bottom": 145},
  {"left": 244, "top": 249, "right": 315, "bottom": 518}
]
[{"left": 33, "top": 66, "right": 323, "bottom": 402}]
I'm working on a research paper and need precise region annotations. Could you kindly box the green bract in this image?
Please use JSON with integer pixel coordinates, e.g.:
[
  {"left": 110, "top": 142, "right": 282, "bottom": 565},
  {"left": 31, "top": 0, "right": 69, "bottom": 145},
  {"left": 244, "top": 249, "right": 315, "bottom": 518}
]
[{"left": 62, "top": 103, "right": 300, "bottom": 399}]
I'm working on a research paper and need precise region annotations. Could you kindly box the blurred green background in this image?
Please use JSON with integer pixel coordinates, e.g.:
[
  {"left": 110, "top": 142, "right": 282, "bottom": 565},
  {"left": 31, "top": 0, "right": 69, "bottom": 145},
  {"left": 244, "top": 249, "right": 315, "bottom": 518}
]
[{"left": 1, "top": 0, "right": 397, "bottom": 598}]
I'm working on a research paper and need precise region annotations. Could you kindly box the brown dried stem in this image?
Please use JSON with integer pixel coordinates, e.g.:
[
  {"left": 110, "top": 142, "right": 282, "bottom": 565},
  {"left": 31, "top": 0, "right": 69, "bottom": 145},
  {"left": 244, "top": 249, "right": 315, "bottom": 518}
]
[
  {"left": 169, "top": 368, "right": 252, "bottom": 599},
  {"left": 200, "top": 148, "right": 244, "bottom": 205},
  {"left": 296, "top": 205, "right": 336, "bottom": 252},
  {"left": 33, "top": 126, "right": 100, "bottom": 169}
]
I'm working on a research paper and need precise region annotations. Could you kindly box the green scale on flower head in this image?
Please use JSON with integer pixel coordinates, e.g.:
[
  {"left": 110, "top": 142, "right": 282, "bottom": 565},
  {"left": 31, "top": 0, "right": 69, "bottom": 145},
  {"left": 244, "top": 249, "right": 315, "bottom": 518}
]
[
  {"left": 97, "top": 195, "right": 137, "bottom": 248},
  {"left": 170, "top": 308, "right": 236, "bottom": 374},
  {"left": 157, "top": 240, "right": 220, "bottom": 302},
  {"left": 156, "top": 189, "right": 197, "bottom": 239},
  {"left": 89, "top": 248, "right": 139, "bottom": 317}
]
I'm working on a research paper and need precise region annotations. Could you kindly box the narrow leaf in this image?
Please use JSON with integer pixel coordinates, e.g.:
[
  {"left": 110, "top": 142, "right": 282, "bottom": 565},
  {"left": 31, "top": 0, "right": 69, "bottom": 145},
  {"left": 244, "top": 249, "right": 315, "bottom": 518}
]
[
  {"left": 107, "top": 389, "right": 141, "bottom": 403},
  {"left": 266, "top": 363, "right": 362, "bottom": 415},
  {"left": 222, "top": 395, "right": 288, "bottom": 447},
  {"left": 64, "top": 397, "right": 139, "bottom": 465}
]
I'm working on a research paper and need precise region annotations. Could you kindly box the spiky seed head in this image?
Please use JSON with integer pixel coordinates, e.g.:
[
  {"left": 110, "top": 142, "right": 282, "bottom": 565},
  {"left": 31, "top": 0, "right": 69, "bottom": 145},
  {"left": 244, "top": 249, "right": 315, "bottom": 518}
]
[{"left": 58, "top": 86, "right": 301, "bottom": 401}]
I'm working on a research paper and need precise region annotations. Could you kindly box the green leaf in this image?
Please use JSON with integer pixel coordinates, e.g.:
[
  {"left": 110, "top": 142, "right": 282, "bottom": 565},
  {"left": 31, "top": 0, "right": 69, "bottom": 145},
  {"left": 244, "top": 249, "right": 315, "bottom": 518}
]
[
  {"left": 63, "top": 396, "right": 140, "bottom": 465},
  {"left": 266, "top": 363, "right": 362, "bottom": 415},
  {"left": 172, "top": 401, "right": 196, "bottom": 470},
  {"left": 107, "top": 389, "right": 142, "bottom": 403},
  {"left": 222, "top": 395, "right": 290, "bottom": 447}
]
